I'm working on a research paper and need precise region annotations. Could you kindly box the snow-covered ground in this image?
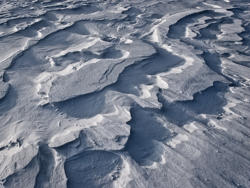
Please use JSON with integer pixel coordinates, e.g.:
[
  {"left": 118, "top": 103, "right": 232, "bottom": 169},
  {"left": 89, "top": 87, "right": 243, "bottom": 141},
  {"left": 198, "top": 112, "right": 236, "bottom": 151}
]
[{"left": 0, "top": 0, "right": 250, "bottom": 187}]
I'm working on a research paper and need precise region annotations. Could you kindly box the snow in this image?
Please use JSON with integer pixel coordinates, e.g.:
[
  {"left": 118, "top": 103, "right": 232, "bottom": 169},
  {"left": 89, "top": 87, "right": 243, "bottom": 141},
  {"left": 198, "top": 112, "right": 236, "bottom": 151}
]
[{"left": 0, "top": 0, "right": 250, "bottom": 187}]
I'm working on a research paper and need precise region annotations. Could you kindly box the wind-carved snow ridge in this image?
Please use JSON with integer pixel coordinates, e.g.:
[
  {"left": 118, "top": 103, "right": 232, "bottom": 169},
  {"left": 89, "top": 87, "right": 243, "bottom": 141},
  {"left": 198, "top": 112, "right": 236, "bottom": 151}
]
[{"left": 0, "top": 0, "right": 250, "bottom": 187}]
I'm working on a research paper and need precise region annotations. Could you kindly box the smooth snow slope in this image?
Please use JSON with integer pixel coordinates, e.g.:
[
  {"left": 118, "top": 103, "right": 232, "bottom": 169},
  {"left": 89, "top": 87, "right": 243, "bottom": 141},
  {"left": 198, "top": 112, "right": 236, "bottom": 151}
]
[{"left": 0, "top": 0, "right": 250, "bottom": 187}]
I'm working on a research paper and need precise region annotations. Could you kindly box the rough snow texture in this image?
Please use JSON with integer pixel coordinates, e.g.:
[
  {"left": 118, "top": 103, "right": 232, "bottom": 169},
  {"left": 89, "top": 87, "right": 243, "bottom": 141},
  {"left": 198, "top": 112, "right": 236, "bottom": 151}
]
[{"left": 0, "top": 0, "right": 250, "bottom": 187}]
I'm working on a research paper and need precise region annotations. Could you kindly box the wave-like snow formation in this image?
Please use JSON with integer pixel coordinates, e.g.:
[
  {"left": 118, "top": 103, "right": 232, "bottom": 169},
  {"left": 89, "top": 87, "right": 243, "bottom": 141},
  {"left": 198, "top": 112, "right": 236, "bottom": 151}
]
[{"left": 0, "top": 0, "right": 250, "bottom": 187}]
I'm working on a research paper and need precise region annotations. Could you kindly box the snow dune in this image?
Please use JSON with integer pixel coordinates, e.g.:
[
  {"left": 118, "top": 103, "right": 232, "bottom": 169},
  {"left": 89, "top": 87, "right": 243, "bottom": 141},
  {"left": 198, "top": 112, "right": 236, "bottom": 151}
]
[{"left": 0, "top": 0, "right": 250, "bottom": 187}]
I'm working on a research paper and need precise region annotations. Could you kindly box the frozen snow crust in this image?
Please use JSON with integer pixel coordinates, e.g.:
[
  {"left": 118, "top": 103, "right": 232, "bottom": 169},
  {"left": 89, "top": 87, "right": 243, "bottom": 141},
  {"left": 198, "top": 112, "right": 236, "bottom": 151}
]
[{"left": 0, "top": 0, "right": 250, "bottom": 187}]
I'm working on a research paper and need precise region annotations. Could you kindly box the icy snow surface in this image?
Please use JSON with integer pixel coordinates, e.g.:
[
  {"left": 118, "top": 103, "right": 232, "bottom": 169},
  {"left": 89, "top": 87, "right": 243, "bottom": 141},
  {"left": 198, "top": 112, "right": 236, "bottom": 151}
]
[{"left": 0, "top": 0, "right": 250, "bottom": 187}]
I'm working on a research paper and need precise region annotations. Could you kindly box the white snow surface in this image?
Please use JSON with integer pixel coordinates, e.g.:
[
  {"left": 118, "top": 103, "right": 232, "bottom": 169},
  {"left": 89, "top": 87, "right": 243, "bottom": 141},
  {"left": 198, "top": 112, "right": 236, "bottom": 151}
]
[{"left": 0, "top": 0, "right": 250, "bottom": 187}]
